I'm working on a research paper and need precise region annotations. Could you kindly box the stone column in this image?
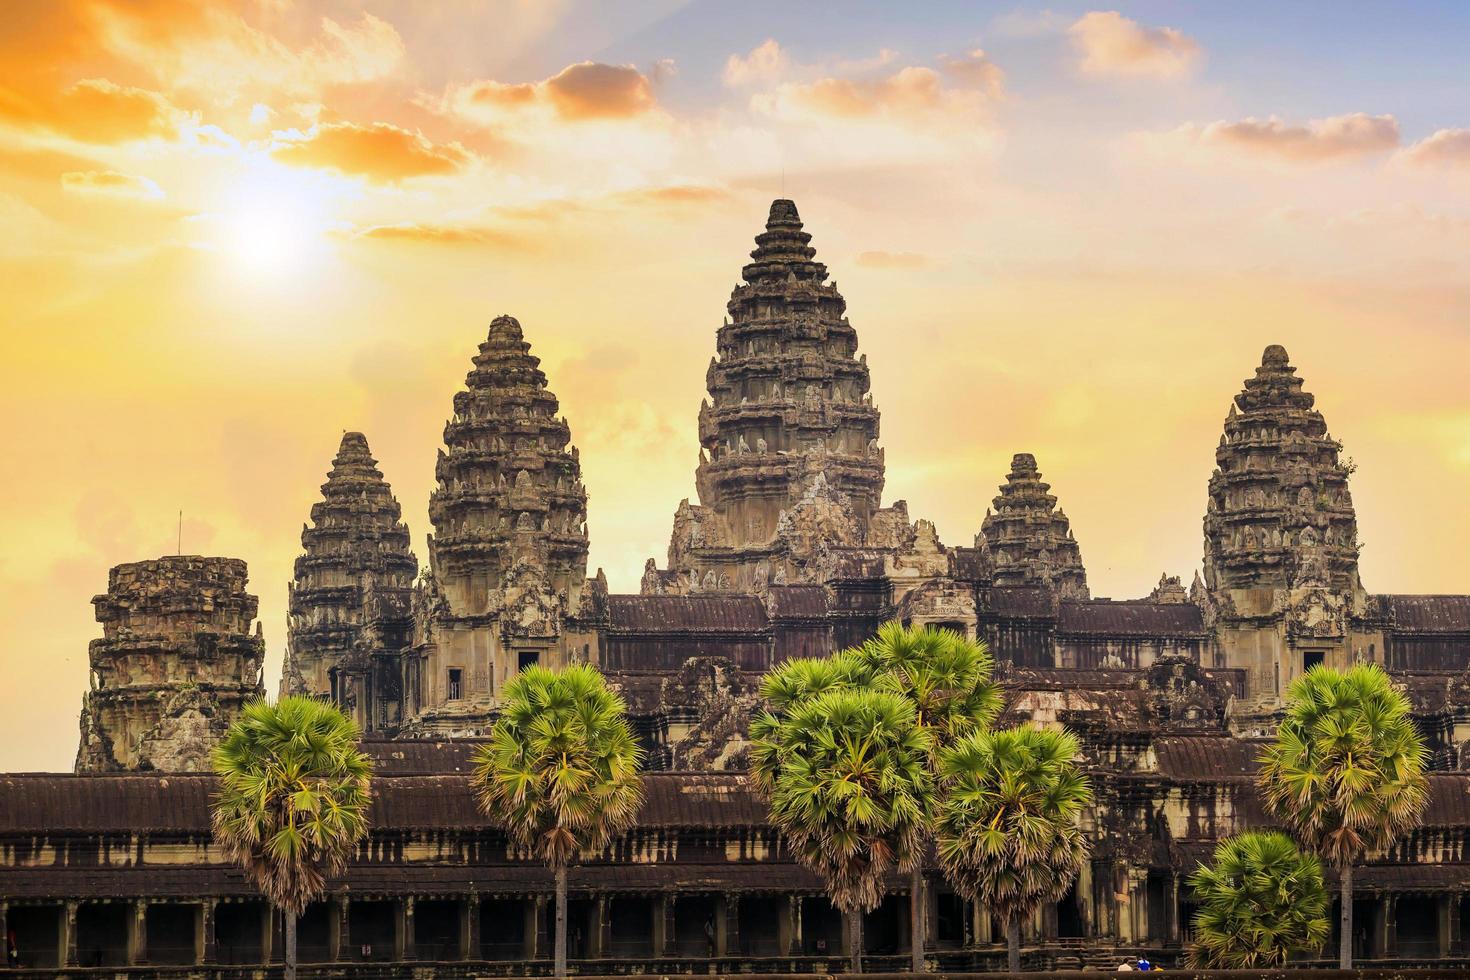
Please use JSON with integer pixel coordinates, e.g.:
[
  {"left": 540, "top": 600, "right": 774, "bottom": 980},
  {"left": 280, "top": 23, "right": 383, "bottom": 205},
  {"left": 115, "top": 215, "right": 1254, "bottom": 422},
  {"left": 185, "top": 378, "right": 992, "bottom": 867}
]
[
  {"left": 1439, "top": 894, "right": 1453, "bottom": 958},
  {"left": 525, "top": 896, "right": 547, "bottom": 960},
  {"left": 268, "top": 906, "right": 283, "bottom": 964},
  {"left": 1450, "top": 894, "right": 1464, "bottom": 958},
  {"left": 589, "top": 895, "right": 608, "bottom": 958},
  {"left": 779, "top": 895, "right": 802, "bottom": 957},
  {"left": 718, "top": 893, "right": 738, "bottom": 958},
  {"left": 652, "top": 895, "right": 672, "bottom": 956},
  {"left": 1167, "top": 874, "right": 1180, "bottom": 946},
  {"left": 199, "top": 899, "right": 217, "bottom": 964},
  {"left": 128, "top": 900, "right": 148, "bottom": 965},
  {"left": 398, "top": 896, "right": 415, "bottom": 961},
  {"left": 330, "top": 895, "right": 346, "bottom": 962},
  {"left": 0, "top": 903, "right": 7, "bottom": 968},
  {"left": 463, "top": 893, "right": 479, "bottom": 960},
  {"left": 62, "top": 900, "right": 77, "bottom": 967},
  {"left": 1384, "top": 894, "right": 1398, "bottom": 958}
]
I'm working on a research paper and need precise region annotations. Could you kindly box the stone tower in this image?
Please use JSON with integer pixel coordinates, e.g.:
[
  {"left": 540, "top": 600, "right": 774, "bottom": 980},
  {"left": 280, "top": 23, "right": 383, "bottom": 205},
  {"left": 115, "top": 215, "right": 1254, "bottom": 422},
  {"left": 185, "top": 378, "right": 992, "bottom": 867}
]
[
  {"left": 76, "top": 556, "right": 266, "bottom": 772},
  {"left": 1201, "top": 345, "right": 1373, "bottom": 699},
  {"left": 408, "top": 315, "right": 601, "bottom": 735},
  {"left": 645, "top": 199, "right": 912, "bottom": 594},
  {"left": 283, "top": 431, "right": 417, "bottom": 733},
  {"left": 978, "top": 453, "right": 1089, "bottom": 599}
]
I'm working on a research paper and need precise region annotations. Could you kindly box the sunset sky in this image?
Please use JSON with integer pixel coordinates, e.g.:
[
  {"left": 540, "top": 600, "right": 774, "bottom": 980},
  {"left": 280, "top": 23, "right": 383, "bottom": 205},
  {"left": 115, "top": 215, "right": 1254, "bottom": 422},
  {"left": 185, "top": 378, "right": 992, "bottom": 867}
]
[{"left": 2, "top": 1, "right": 1468, "bottom": 770}]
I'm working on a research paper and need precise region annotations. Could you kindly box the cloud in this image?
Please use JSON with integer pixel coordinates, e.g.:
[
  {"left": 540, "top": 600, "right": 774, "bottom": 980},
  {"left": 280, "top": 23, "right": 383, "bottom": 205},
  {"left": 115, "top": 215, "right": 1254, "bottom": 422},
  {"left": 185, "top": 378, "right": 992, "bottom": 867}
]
[
  {"left": 1187, "top": 113, "right": 1401, "bottom": 162},
  {"left": 272, "top": 121, "right": 472, "bottom": 181},
  {"left": 611, "top": 183, "right": 731, "bottom": 207},
  {"left": 98, "top": 8, "right": 405, "bottom": 101},
  {"left": 1399, "top": 128, "right": 1470, "bottom": 169},
  {"left": 352, "top": 222, "right": 533, "bottom": 250},
  {"left": 938, "top": 49, "right": 1006, "bottom": 97},
  {"left": 60, "top": 170, "right": 165, "bottom": 200},
  {"left": 855, "top": 250, "right": 934, "bottom": 269},
  {"left": 756, "top": 65, "right": 990, "bottom": 121},
  {"left": 0, "top": 78, "right": 188, "bottom": 144},
  {"left": 446, "top": 61, "right": 658, "bottom": 125},
  {"left": 725, "top": 39, "right": 789, "bottom": 88},
  {"left": 1070, "top": 11, "right": 1201, "bottom": 78}
]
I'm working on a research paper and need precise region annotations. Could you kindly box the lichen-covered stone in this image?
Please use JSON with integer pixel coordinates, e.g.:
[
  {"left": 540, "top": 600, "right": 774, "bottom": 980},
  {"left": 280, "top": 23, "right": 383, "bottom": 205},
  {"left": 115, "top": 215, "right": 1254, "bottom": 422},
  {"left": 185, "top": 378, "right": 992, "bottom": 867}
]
[{"left": 75, "top": 556, "right": 265, "bottom": 772}]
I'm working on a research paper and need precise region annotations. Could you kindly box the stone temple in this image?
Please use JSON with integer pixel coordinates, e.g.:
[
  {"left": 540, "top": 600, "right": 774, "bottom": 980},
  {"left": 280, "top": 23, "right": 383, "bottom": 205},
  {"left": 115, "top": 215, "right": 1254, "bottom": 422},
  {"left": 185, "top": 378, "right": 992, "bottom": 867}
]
[{"left": 7, "top": 199, "right": 1470, "bottom": 970}]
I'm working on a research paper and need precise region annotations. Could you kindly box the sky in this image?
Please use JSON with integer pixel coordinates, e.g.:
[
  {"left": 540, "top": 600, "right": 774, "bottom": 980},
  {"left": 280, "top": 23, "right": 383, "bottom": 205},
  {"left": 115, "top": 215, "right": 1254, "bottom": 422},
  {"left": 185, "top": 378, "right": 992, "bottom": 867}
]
[{"left": 2, "top": 1, "right": 1468, "bottom": 771}]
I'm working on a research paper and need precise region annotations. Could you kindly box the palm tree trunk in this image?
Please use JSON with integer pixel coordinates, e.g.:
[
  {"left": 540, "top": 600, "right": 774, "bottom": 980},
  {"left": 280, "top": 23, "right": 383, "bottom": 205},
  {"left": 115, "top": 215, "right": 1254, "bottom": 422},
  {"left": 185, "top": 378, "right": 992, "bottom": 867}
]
[
  {"left": 1007, "top": 913, "right": 1020, "bottom": 973},
  {"left": 847, "top": 908, "right": 863, "bottom": 974},
  {"left": 1340, "top": 863, "right": 1352, "bottom": 970},
  {"left": 909, "top": 867, "right": 924, "bottom": 974},
  {"left": 285, "top": 908, "right": 297, "bottom": 980},
  {"left": 555, "top": 865, "right": 568, "bottom": 980}
]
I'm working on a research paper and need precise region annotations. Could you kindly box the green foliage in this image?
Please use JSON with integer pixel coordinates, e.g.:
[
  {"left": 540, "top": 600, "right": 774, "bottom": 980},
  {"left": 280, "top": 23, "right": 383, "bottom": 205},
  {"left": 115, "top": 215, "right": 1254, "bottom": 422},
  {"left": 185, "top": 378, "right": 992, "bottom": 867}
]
[
  {"left": 934, "top": 726, "right": 1092, "bottom": 927},
  {"left": 211, "top": 696, "right": 373, "bottom": 917},
  {"left": 473, "top": 664, "right": 644, "bottom": 870},
  {"left": 1186, "top": 831, "right": 1329, "bottom": 968},
  {"left": 758, "top": 687, "right": 935, "bottom": 914},
  {"left": 751, "top": 622, "right": 1001, "bottom": 788},
  {"left": 1257, "top": 662, "right": 1428, "bottom": 867}
]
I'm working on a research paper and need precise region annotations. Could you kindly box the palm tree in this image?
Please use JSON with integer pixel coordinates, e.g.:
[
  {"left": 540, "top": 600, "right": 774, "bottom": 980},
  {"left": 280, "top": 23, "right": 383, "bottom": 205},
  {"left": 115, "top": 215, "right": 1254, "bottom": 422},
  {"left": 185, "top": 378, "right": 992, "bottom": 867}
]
[
  {"left": 211, "top": 696, "right": 373, "bottom": 980},
  {"left": 848, "top": 622, "right": 1002, "bottom": 972},
  {"left": 1186, "top": 831, "right": 1329, "bottom": 968},
  {"left": 935, "top": 726, "right": 1092, "bottom": 973},
  {"left": 474, "top": 664, "right": 643, "bottom": 979},
  {"left": 752, "top": 687, "right": 934, "bottom": 973},
  {"left": 1257, "top": 662, "right": 1428, "bottom": 969}
]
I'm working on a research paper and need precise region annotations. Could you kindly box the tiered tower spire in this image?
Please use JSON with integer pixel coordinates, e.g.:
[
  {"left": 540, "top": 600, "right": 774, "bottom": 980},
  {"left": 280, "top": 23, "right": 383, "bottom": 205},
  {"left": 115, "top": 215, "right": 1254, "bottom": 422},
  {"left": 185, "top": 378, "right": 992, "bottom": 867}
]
[
  {"left": 646, "top": 199, "right": 900, "bottom": 593},
  {"left": 1203, "top": 345, "right": 1361, "bottom": 592},
  {"left": 283, "top": 432, "right": 417, "bottom": 731},
  {"left": 410, "top": 315, "right": 595, "bottom": 733},
  {"left": 978, "top": 453, "right": 1089, "bottom": 599}
]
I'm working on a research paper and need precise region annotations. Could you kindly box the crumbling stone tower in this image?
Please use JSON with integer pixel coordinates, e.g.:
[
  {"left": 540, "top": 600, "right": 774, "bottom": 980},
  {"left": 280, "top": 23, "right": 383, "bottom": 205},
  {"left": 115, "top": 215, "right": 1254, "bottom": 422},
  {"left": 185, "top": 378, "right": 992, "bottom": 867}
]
[
  {"left": 75, "top": 556, "right": 265, "bottom": 772},
  {"left": 408, "top": 315, "right": 603, "bottom": 734},
  {"left": 978, "top": 452, "right": 1089, "bottom": 599},
  {"left": 1200, "top": 345, "right": 1375, "bottom": 699},
  {"left": 283, "top": 431, "right": 417, "bottom": 733},
  {"left": 645, "top": 199, "right": 913, "bottom": 594}
]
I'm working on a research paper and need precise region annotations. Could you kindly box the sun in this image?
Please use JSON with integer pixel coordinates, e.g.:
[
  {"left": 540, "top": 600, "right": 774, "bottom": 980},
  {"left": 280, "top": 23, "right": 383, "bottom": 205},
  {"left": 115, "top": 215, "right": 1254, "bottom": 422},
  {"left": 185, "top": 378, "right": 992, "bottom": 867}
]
[{"left": 204, "top": 159, "right": 346, "bottom": 279}]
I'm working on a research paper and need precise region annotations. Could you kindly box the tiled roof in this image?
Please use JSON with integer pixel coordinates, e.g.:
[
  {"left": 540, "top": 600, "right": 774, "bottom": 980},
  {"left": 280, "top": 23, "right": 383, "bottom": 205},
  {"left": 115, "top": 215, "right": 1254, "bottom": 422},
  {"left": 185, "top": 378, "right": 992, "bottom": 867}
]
[
  {"left": 765, "top": 585, "right": 828, "bottom": 619},
  {"left": 1384, "top": 595, "right": 1470, "bottom": 634},
  {"left": 987, "top": 586, "right": 1055, "bottom": 618},
  {"left": 1153, "top": 736, "right": 1264, "bottom": 779},
  {"left": 1059, "top": 601, "right": 1204, "bottom": 637},
  {"left": 607, "top": 595, "right": 769, "bottom": 632}
]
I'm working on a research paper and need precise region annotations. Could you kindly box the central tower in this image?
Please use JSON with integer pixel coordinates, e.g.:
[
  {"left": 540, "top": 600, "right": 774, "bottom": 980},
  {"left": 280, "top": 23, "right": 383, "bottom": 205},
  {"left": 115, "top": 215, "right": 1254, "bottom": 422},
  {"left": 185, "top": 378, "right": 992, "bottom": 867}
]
[{"left": 644, "top": 199, "right": 909, "bottom": 594}]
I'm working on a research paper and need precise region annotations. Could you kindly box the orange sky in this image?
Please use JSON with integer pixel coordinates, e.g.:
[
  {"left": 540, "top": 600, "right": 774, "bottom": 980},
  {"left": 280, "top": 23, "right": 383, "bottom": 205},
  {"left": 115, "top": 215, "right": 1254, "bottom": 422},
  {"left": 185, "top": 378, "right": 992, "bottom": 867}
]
[{"left": 2, "top": 1, "right": 1468, "bottom": 771}]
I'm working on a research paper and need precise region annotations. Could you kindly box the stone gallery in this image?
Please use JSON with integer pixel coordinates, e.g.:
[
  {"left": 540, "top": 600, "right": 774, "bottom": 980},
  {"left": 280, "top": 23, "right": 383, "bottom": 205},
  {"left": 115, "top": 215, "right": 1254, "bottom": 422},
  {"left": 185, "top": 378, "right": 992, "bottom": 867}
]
[{"left": 5, "top": 200, "right": 1470, "bottom": 971}]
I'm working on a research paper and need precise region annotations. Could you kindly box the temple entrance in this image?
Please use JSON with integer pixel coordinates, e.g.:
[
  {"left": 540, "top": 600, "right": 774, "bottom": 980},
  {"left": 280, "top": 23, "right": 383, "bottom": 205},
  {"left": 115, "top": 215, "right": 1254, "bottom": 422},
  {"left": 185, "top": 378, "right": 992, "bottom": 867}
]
[
  {"left": 1396, "top": 896, "right": 1439, "bottom": 959},
  {"left": 76, "top": 902, "right": 128, "bottom": 966},
  {"left": 145, "top": 903, "right": 197, "bottom": 964},
  {"left": 297, "top": 901, "right": 333, "bottom": 963},
  {"left": 1057, "top": 882, "right": 1085, "bottom": 938},
  {"left": 215, "top": 901, "right": 265, "bottom": 964},
  {"left": 9, "top": 905, "right": 61, "bottom": 968},
  {"left": 479, "top": 899, "right": 525, "bottom": 959},
  {"left": 934, "top": 891, "right": 967, "bottom": 948},
  {"left": 740, "top": 896, "right": 782, "bottom": 956},
  {"left": 607, "top": 896, "right": 654, "bottom": 958},
  {"left": 672, "top": 894, "right": 718, "bottom": 957},
  {"left": 1145, "top": 871, "right": 1169, "bottom": 942},
  {"left": 414, "top": 899, "right": 461, "bottom": 961},
  {"left": 863, "top": 895, "right": 903, "bottom": 954},
  {"left": 348, "top": 900, "right": 395, "bottom": 961},
  {"left": 565, "top": 897, "right": 593, "bottom": 960},
  {"left": 800, "top": 896, "right": 844, "bottom": 956}
]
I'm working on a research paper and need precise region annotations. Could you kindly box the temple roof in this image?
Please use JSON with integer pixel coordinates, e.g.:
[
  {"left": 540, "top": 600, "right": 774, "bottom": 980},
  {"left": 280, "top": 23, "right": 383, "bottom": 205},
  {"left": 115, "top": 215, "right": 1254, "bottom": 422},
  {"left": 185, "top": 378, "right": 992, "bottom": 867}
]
[
  {"left": 8, "top": 769, "right": 1470, "bottom": 833},
  {"left": 1383, "top": 595, "right": 1470, "bottom": 634},
  {"left": 980, "top": 453, "right": 1089, "bottom": 599},
  {"left": 1058, "top": 600, "right": 1204, "bottom": 637},
  {"left": 608, "top": 594, "right": 769, "bottom": 632}
]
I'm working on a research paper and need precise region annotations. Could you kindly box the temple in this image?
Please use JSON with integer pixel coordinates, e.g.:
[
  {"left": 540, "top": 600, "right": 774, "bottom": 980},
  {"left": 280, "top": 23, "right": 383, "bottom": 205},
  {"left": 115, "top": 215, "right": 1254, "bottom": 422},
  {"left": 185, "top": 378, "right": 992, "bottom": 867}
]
[{"left": 8, "top": 199, "right": 1470, "bottom": 971}]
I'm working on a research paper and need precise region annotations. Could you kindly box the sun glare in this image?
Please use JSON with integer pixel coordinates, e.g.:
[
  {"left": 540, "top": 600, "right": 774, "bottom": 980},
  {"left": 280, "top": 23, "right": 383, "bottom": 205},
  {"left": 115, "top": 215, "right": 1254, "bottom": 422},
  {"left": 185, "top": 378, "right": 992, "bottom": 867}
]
[{"left": 204, "top": 160, "right": 345, "bottom": 279}]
